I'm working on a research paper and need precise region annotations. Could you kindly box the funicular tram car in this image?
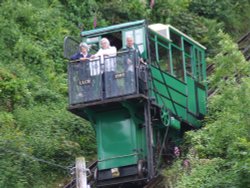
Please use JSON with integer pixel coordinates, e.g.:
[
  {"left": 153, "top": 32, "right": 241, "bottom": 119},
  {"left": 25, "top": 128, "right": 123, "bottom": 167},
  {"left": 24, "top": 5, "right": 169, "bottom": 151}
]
[{"left": 64, "top": 20, "right": 207, "bottom": 187}]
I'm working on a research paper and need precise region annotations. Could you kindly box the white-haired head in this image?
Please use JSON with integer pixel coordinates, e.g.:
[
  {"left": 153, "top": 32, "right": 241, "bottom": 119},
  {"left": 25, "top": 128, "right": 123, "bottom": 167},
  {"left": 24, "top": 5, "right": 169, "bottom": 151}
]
[
  {"left": 100, "top": 38, "right": 110, "bottom": 49},
  {"left": 79, "top": 42, "right": 89, "bottom": 51},
  {"left": 126, "top": 36, "right": 134, "bottom": 48}
]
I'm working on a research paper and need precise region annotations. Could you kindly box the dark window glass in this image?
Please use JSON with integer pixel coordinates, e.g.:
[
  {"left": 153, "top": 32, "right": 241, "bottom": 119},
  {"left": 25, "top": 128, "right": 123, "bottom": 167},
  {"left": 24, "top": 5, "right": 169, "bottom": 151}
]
[
  {"left": 172, "top": 45, "right": 184, "bottom": 80},
  {"left": 158, "top": 42, "right": 170, "bottom": 73},
  {"left": 170, "top": 30, "right": 181, "bottom": 48},
  {"left": 149, "top": 32, "right": 157, "bottom": 65},
  {"left": 185, "top": 55, "right": 192, "bottom": 77},
  {"left": 184, "top": 40, "right": 192, "bottom": 55}
]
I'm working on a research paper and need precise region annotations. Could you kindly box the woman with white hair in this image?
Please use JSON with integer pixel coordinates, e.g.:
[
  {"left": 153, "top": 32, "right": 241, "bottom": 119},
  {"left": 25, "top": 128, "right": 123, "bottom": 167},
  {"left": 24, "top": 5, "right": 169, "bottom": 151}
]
[
  {"left": 91, "top": 37, "right": 117, "bottom": 73},
  {"left": 93, "top": 38, "right": 117, "bottom": 64},
  {"left": 91, "top": 38, "right": 117, "bottom": 97},
  {"left": 95, "top": 38, "right": 117, "bottom": 56},
  {"left": 70, "top": 42, "right": 91, "bottom": 61}
]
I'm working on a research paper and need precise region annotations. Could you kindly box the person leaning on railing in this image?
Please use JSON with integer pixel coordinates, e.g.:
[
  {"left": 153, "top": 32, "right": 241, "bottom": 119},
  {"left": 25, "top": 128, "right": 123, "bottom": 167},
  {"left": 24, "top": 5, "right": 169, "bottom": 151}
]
[
  {"left": 70, "top": 42, "right": 92, "bottom": 61},
  {"left": 122, "top": 36, "right": 146, "bottom": 91},
  {"left": 91, "top": 38, "right": 118, "bottom": 96},
  {"left": 91, "top": 38, "right": 117, "bottom": 71},
  {"left": 70, "top": 42, "right": 93, "bottom": 101},
  {"left": 125, "top": 36, "right": 144, "bottom": 64}
]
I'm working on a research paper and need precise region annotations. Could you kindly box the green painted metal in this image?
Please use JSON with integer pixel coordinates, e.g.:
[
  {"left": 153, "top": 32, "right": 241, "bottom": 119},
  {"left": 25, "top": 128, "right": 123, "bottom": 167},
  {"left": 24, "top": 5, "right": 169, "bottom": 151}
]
[
  {"left": 150, "top": 63, "right": 206, "bottom": 127},
  {"left": 202, "top": 50, "right": 207, "bottom": 82},
  {"left": 148, "top": 24, "right": 207, "bottom": 128},
  {"left": 160, "top": 108, "right": 181, "bottom": 130},
  {"left": 93, "top": 107, "right": 146, "bottom": 170},
  {"left": 150, "top": 65, "right": 186, "bottom": 94},
  {"left": 150, "top": 65, "right": 187, "bottom": 121},
  {"left": 169, "top": 43, "right": 174, "bottom": 75},
  {"left": 181, "top": 37, "right": 187, "bottom": 83},
  {"left": 81, "top": 20, "right": 145, "bottom": 37},
  {"left": 95, "top": 109, "right": 136, "bottom": 169},
  {"left": 187, "top": 76, "right": 198, "bottom": 115},
  {"left": 160, "top": 108, "right": 171, "bottom": 126},
  {"left": 155, "top": 35, "right": 159, "bottom": 62},
  {"left": 170, "top": 116, "right": 181, "bottom": 130},
  {"left": 197, "top": 85, "right": 207, "bottom": 115},
  {"left": 149, "top": 27, "right": 206, "bottom": 84}
]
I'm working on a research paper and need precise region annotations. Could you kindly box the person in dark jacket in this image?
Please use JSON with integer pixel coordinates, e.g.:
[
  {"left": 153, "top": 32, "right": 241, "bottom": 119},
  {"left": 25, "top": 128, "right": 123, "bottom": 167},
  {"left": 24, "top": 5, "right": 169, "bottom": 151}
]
[
  {"left": 125, "top": 36, "right": 143, "bottom": 63},
  {"left": 123, "top": 37, "right": 146, "bottom": 92},
  {"left": 70, "top": 42, "right": 91, "bottom": 61},
  {"left": 70, "top": 42, "right": 96, "bottom": 102}
]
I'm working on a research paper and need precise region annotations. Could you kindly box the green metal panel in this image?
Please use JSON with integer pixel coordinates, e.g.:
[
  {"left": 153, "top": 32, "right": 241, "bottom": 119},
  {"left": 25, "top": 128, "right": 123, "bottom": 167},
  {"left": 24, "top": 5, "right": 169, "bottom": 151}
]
[
  {"left": 170, "top": 117, "right": 181, "bottom": 130},
  {"left": 152, "top": 80, "right": 186, "bottom": 107},
  {"left": 149, "top": 25, "right": 207, "bottom": 128},
  {"left": 96, "top": 110, "right": 137, "bottom": 170},
  {"left": 121, "top": 101, "right": 147, "bottom": 159},
  {"left": 169, "top": 43, "right": 174, "bottom": 74},
  {"left": 187, "top": 76, "right": 206, "bottom": 117},
  {"left": 187, "top": 113, "right": 201, "bottom": 128},
  {"left": 150, "top": 65, "right": 207, "bottom": 128},
  {"left": 150, "top": 65, "right": 186, "bottom": 94},
  {"left": 181, "top": 37, "right": 187, "bottom": 83},
  {"left": 202, "top": 50, "right": 207, "bottom": 82},
  {"left": 187, "top": 76, "right": 197, "bottom": 115},
  {"left": 94, "top": 108, "right": 146, "bottom": 170},
  {"left": 150, "top": 65, "right": 189, "bottom": 121},
  {"left": 197, "top": 86, "right": 207, "bottom": 115}
]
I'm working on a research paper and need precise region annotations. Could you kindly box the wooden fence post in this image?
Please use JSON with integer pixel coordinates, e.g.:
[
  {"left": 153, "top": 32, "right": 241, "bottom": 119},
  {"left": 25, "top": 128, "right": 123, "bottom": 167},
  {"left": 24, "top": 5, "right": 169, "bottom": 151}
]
[{"left": 76, "top": 157, "right": 88, "bottom": 188}]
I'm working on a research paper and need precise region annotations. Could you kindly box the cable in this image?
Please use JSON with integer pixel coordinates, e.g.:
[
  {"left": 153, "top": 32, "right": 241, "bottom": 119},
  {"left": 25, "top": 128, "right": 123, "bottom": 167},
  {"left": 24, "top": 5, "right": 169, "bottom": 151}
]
[{"left": 0, "top": 148, "right": 71, "bottom": 171}]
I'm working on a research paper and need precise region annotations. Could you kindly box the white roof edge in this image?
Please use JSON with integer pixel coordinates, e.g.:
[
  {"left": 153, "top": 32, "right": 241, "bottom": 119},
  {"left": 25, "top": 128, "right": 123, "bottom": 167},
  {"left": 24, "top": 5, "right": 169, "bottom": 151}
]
[
  {"left": 148, "top": 24, "right": 171, "bottom": 41},
  {"left": 148, "top": 24, "right": 206, "bottom": 50}
]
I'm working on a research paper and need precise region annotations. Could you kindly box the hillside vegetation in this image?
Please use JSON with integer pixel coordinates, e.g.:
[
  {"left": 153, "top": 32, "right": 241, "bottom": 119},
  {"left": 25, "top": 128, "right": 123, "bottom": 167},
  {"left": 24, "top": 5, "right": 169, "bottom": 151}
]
[{"left": 0, "top": 0, "right": 249, "bottom": 187}]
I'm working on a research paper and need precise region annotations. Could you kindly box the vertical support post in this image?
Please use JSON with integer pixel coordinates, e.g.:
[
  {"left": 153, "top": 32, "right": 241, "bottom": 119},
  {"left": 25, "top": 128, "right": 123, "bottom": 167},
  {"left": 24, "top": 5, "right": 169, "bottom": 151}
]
[
  {"left": 169, "top": 43, "right": 174, "bottom": 75},
  {"left": 144, "top": 101, "right": 154, "bottom": 179},
  {"left": 181, "top": 37, "right": 187, "bottom": 83},
  {"left": 76, "top": 157, "right": 88, "bottom": 188}
]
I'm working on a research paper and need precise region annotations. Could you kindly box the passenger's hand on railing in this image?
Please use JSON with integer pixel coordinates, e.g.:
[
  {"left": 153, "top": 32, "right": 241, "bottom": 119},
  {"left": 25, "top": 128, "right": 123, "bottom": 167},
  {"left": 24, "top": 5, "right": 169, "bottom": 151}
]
[
  {"left": 69, "top": 59, "right": 80, "bottom": 63},
  {"left": 90, "top": 55, "right": 101, "bottom": 60},
  {"left": 127, "top": 59, "right": 132, "bottom": 64},
  {"left": 139, "top": 58, "right": 147, "bottom": 65},
  {"left": 79, "top": 57, "right": 90, "bottom": 61}
]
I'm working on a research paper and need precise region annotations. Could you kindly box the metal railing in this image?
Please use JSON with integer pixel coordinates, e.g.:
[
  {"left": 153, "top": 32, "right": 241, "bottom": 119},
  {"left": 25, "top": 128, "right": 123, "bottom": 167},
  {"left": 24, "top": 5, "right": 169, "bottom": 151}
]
[{"left": 68, "top": 50, "right": 147, "bottom": 105}]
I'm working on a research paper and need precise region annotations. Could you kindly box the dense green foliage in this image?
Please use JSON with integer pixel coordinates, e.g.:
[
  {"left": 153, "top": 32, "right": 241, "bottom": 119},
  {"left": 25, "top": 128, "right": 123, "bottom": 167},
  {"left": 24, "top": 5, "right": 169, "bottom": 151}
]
[
  {"left": 0, "top": 0, "right": 249, "bottom": 187},
  {"left": 0, "top": 0, "right": 96, "bottom": 187}
]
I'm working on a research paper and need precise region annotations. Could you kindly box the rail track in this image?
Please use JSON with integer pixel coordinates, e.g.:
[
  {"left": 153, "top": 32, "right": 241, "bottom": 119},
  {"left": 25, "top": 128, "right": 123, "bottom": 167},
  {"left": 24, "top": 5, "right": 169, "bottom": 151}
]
[
  {"left": 238, "top": 31, "right": 250, "bottom": 61},
  {"left": 143, "top": 175, "right": 164, "bottom": 188}
]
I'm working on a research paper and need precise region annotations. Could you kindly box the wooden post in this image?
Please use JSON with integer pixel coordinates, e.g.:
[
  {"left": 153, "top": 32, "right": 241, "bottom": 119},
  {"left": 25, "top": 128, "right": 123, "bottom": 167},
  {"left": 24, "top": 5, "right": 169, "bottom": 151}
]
[{"left": 76, "top": 157, "right": 88, "bottom": 188}]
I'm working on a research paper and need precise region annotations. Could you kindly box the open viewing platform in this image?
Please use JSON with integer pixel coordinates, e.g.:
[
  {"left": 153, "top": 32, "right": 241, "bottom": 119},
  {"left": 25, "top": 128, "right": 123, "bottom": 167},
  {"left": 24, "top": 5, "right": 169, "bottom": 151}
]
[{"left": 67, "top": 50, "right": 148, "bottom": 113}]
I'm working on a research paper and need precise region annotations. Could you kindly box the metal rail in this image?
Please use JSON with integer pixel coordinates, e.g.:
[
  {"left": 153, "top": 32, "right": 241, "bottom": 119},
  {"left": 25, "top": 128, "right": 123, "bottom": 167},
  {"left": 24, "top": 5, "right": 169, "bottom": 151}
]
[
  {"left": 143, "top": 175, "right": 164, "bottom": 188},
  {"left": 207, "top": 31, "right": 250, "bottom": 97},
  {"left": 237, "top": 31, "right": 250, "bottom": 61}
]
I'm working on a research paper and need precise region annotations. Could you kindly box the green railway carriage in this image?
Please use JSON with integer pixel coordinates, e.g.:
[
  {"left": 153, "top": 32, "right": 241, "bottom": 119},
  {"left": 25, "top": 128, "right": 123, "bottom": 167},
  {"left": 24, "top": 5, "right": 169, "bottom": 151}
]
[{"left": 64, "top": 20, "right": 207, "bottom": 187}]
